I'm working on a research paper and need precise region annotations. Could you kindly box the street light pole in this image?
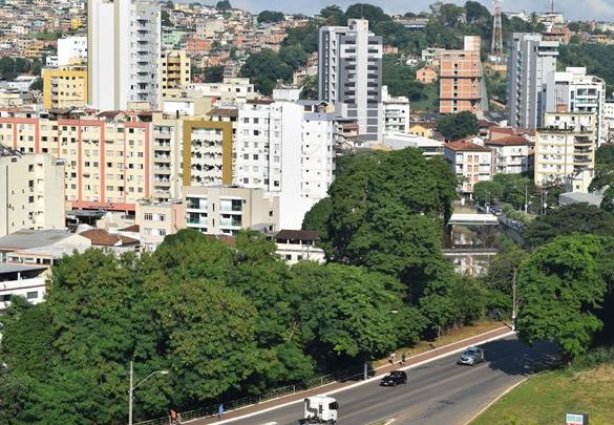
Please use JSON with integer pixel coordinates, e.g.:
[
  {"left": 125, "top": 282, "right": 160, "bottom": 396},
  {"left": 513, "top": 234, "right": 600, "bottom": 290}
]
[
  {"left": 129, "top": 361, "right": 134, "bottom": 425},
  {"left": 128, "top": 361, "right": 169, "bottom": 425}
]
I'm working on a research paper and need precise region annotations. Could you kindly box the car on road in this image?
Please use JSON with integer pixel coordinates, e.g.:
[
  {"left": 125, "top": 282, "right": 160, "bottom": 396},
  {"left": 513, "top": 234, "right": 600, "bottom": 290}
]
[
  {"left": 380, "top": 370, "right": 407, "bottom": 386},
  {"left": 457, "top": 347, "right": 485, "bottom": 366},
  {"left": 490, "top": 206, "right": 503, "bottom": 216}
]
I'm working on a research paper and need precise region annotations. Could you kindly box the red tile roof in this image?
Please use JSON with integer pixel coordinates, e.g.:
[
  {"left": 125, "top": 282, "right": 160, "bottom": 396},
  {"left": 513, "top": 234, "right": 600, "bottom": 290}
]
[
  {"left": 485, "top": 136, "right": 530, "bottom": 146},
  {"left": 80, "top": 229, "right": 139, "bottom": 247},
  {"left": 444, "top": 141, "right": 491, "bottom": 152}
]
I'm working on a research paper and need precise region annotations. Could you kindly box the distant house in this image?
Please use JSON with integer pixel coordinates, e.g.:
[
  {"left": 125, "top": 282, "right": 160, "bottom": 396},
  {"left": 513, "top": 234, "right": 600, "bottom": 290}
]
[
  {"left": 409, "top": 122, "right": 436, "bottom": 138},
  {"left": 416, "top": 65, "right": 438, "bottom": 84},
  {"left": 484, "top": 136, "right": 530, "bottom": 175},
  {"left": 79, "top": 228, "right": 140, "bottom": 254},
  {"left": 273, "top": 230, "right": 325, "bottom": 265}
]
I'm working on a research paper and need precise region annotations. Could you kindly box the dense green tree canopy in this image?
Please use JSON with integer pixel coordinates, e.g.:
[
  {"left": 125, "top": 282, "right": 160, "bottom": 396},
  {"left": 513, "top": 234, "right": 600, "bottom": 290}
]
[
  {"left": 204, "top": 65, "right": 224, "bottom": 83},
  {"left": 215, "top": 0, "right": 231, "bottom": 10},
  {"left": 436, "top": 111, "right": 479, "bottom": 141},
  {"left": 319, "top": 5, "right": 346, "bottom": 26},
  {"left": 589, "top": 144, "right": 614, "bottom": 212},
  {"left": 1, "top": 229, "right": 438, "bottom": 424},
  {"left": 257, "top": 10, "right": 285, "bottom": 24},
  {"left": 517, "top": 235, "right": 608, "bottom": 358},
  {"left": 523, "top": 203, "right": 614, "bottom": 248},
  {"left": 239, "top": 49, "right": 292, "bottom": 95},
  {"left": 473, "top": 181, "right": 504, "bottom": 205}
]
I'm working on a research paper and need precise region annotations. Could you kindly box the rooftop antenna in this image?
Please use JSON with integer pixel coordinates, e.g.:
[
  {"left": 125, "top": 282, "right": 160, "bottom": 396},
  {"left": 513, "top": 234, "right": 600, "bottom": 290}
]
[{"left": 551, "top": 0, "right": 555, "bottom": 13}]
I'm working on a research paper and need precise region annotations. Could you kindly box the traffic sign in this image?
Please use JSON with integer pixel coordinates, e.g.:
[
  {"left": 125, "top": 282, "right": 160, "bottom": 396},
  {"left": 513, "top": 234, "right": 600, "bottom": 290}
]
[{"left": 566, "top": 413, "right": 588, "bottom": 425}]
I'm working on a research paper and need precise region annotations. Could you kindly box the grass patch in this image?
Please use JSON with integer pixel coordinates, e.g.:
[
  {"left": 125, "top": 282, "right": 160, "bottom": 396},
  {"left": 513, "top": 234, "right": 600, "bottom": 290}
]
[
  {"left": 374, "top": 320, "right": 506, "bottom": 368},
  {"left": 471, "top": 365, "right": 614, "bottom": 425},
  {"left": 412, "top": 83, "right": 439, "bottom": 112}
]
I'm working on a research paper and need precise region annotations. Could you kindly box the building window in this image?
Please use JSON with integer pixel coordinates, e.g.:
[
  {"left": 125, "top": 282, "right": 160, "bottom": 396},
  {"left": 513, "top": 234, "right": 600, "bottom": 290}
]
[
  {"left": 27, "top": 291, "right": 38, "bottom": 299},
  {"left": 144, "top": 213, "right": 153, "bottom": 221}
]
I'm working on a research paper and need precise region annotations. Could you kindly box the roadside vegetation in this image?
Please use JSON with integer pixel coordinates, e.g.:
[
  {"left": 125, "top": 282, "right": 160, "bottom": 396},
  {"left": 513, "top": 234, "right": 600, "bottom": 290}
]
[{"left": 472, "top": 349, "right": 614, "bottom": 425}]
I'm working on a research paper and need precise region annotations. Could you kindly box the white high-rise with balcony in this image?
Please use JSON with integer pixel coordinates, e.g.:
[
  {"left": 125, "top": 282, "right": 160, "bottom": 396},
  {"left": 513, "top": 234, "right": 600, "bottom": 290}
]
[
  {"left": 545, "top": 67, "right": 606, "bottom": 146},
  {"left": 235, "top": 100, "right": 336, "bottom": 229},
  {"left": 88, "top": 0, "right": 161, "bottom": 110},
  {"left": 318, "top": 19, "right": 383, "bottom": 141}
]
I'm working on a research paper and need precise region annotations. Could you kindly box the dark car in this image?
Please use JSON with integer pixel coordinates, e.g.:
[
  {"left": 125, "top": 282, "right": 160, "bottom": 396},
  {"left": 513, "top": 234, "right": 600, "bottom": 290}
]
[{"left": 379, "top": 370, "right": 407, "bottom": 386}]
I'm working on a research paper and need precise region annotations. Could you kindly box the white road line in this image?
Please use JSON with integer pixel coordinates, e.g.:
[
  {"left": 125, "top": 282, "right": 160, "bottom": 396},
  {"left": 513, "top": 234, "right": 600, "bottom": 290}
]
[{"left": 461, "top": 376, "right": 530, "bottom": 425}]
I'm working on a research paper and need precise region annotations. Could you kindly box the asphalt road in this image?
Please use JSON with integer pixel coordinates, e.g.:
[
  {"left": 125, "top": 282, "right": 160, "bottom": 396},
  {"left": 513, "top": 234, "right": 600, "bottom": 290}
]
[{"left": 213, "top": 336, "right": 559, "bottom": 425}]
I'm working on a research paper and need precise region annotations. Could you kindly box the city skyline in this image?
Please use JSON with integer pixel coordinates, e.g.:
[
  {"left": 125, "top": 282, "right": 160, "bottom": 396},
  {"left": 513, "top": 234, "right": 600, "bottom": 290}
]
[{"left": 229, "top": 0, "right": 614, "bottom": 22}]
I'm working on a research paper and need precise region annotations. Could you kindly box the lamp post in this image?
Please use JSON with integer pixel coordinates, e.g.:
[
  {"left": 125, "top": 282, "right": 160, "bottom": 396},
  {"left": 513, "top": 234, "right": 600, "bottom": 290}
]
[{"left": 128, "top": 361, "right": 169, "bottom": 425}]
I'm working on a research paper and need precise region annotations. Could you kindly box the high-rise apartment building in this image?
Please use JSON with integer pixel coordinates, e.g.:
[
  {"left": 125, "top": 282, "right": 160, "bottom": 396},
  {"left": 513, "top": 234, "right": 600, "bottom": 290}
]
[
  {"left": 160, "top": 50, "right": 191, "bottom": 101},
  {"left": 545, "top": 67, "right": 606, "bottom": 146},
  {"left": 42, "top": 66, "right": 88, "bottom": 110},
  {"left": 88, "top": 0, "right": 161, "bottom": 110},
  {"left": 0, "top": 110, "right": 154, "bottom": 212},
  {"left": 318, "top": 19, "right": 383, "bottom": 141},
  {"left": 0, "top": 144, "right": 65, "bottom": 236},
  {"left": 235, "top": 100, "right": 336, "bottom": 228},
  {"left": 507, "top": 33, "right": 559, "bottom": 129},
  {"left": 534, "top": 112, "right": 596, "bottom": 190},
  {"left": 439, "top": 36, "right": 484, "bottom": 114}
]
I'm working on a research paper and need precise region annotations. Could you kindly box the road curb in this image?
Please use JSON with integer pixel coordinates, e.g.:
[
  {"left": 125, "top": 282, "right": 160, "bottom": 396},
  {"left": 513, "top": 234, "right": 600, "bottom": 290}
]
[
  {"left": 195, "top": 327, "right": 515, "bottom": 425},
  {"left": 461, "top": 376, "right": 530, "bottom": 425}
]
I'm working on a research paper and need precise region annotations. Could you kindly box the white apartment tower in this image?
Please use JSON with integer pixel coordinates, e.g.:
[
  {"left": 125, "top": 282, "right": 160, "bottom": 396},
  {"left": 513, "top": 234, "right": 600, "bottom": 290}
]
[
  {"left": 545, "top": 67, "right": 606, "bottom": 146},
  {"left": 318, "top": 19, "right": 383, "bottom": 142},
  {"left": 88, "top": 0, "right": 161, "bottom": 110},
  {"left": 534, "top": 112, "right": 596, "bottom": 190},
  {"left": 507, "top": 33, "right": 559, "bottom": 129},
  {"left": 235, "top": 101, "right": 336, "bottom": 229}
]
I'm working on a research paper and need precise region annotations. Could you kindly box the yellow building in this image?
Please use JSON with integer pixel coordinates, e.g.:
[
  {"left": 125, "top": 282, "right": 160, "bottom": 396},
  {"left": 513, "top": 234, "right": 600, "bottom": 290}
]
[
  {"left": 182, "top": 120, "right": 233, "bottom": 187},
  {"left": 160, "top": 50, "right": 191, "bottom": 102},
  {"left": 42, "top": 67, "right": 88, "bottom": 110},
  {"left": 409, "top": 123, "right": 435, "bottom": 138}
]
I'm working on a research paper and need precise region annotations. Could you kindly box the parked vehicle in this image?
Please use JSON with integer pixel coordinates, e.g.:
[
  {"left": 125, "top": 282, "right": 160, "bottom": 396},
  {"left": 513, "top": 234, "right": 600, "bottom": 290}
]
[
  {"left": 379, "top": 370, "right": 408, "bottom": 386},
  {"left": 457, "top": 347, "right": 485, "bottom": 366},
  {"left": 490, "top": 206, "right": 503, "bottom": 216},
  {"left": 298, "top": 396, "right": 339, "bottom": 424}
]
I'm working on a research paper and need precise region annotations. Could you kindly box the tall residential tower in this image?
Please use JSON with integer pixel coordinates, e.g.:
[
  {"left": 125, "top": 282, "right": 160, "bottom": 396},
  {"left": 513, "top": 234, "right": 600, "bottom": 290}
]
[
  {"left": 318, "top": 19, "right": 383, "bottom": 142},
  {"left": 507, "top": 33, "right": 559, "bottom": 129},
  {"left": 88, "top": 0, "right": 161, "bottom": 110}
]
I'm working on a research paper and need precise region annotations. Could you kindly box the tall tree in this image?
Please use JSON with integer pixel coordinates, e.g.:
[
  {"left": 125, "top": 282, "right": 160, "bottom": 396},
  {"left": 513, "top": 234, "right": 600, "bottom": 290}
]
[
  {"left": 523, "top": 203, "right": 614, "bottom": 248},
  {"left": 516, "top": 235, "right": 607, "bottom": 358},
  {"left": 436, "top": 112, "right": 479, "bottom": 141}
]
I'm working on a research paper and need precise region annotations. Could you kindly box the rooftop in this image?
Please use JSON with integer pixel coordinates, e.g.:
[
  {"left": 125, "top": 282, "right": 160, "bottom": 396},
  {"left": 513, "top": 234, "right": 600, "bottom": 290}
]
[
  {"left": 485, "top": 136, "right": 530, "bottom": 146},
  {"left": 0, "top": 229, "right": 74, "bottom": 252},
  {"left": 445, "top": 141, "right": 491, "bottom": 152}
]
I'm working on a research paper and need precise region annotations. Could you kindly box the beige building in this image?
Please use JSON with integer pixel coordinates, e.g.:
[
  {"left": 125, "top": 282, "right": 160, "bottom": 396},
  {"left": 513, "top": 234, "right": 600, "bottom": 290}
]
[
  {"left": 135, "top": 200, "right": 185, "bottom": 251},
  {"left": 0, "top": 144, "right": 65, "bottom": 237},
  {"left": 184, "top": 185, "right": 278, "bottom": 236},
  {"left": 188, "top": 78, "right": 258, "bottom": 105},
  {"left": 42, "top": 66, "right": 88, "bottom": 110},
  {"left": 534, "top": 112, "right": 596, "bottom": 191},
  {"left": 160, "top": 50, "right": 191, "bottom": 102},
  {"left": 0, "top": 109, "right": 155, "bottom": 212},
  {"left": 439, "top": 36, "right": 484, "bottom": 114}
]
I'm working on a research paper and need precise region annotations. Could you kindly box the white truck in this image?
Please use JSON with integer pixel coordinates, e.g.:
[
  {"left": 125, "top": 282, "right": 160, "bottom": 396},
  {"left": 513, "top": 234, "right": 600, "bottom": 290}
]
[{"left": 298, "top": 395, "right": 339, "bottom": 424}]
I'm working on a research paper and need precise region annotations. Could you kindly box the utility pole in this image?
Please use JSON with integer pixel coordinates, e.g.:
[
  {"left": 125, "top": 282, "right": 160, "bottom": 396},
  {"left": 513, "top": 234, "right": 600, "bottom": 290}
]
[{"left": 128, "top": 361, "right": 134, "bottom": 425}]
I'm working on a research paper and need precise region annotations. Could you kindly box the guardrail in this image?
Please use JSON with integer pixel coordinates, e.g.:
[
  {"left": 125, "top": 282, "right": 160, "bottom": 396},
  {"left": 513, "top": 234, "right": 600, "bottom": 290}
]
[{"left": 133, "top": 364, "right": 367, "bottom": 425}]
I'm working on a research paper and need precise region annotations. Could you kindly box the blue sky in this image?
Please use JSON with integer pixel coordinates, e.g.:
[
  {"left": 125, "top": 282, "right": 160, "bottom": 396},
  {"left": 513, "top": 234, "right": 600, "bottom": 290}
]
[{"left": 228, "top": 0, "right": 614, "bottom": 21}]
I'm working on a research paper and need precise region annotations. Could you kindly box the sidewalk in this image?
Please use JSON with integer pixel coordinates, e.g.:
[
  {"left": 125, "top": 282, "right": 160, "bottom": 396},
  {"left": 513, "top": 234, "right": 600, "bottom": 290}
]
[{"left": 185, "top": 325, "right": 514, "bottom": 425}]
